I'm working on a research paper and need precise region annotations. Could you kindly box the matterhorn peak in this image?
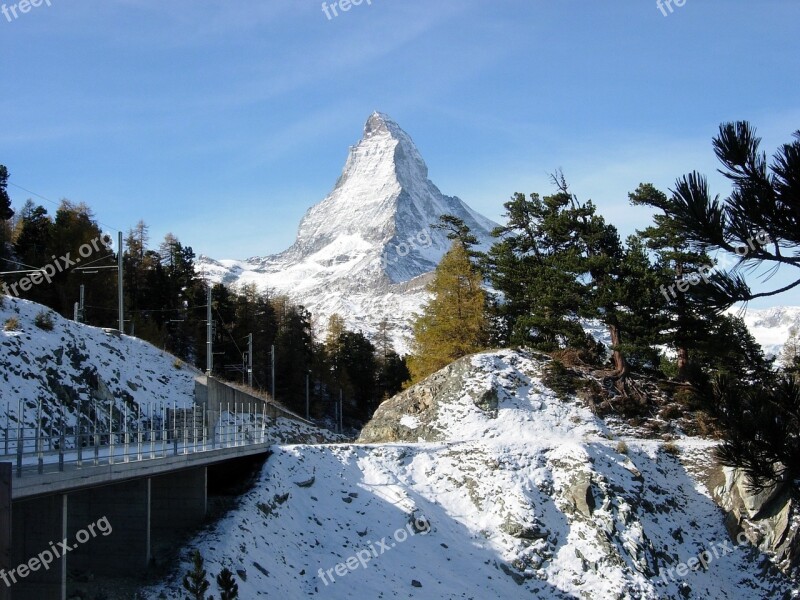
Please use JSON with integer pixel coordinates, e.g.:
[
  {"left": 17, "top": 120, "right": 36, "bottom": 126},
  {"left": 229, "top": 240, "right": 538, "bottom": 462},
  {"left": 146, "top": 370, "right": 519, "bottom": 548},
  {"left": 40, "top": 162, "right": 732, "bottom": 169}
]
[
  {"left": 364, "top": 111, "right": 397, "bottom": 135},
  {"left": 202, "top": 112, "right": 497, "bottom": 350},
  {"left": 362, "top": 111, "right": 411, "bottom": 145}
]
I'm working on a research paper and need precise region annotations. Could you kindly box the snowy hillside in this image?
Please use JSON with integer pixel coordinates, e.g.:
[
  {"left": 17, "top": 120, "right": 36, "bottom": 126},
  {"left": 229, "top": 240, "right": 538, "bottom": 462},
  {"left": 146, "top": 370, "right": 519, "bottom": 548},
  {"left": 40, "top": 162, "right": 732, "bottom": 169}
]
[
  {"left": 149, "top": 349, "right": 794, "bottom": 599},
  {"left": 0, "top": 295, "right": 198, "bottom": 432},
  {"left": 199, "top": 112, "right": 497, "bottom": 352}
]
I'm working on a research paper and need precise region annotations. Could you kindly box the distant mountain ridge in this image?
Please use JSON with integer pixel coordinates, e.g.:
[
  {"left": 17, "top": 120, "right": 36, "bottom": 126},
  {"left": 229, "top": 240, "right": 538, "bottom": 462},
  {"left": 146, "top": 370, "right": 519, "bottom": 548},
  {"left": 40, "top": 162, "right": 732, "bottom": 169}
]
[{"left": 199, "top": 112, "right": 498, "bottom": 351}]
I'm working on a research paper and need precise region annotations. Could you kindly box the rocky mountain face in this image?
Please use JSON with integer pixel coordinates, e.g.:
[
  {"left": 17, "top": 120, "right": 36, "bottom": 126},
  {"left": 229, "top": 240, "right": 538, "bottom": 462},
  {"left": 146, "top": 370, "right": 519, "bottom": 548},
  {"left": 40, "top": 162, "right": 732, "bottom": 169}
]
[
  {"left": 150, "top": 349, "right": 795, "bottom": 599},
  {"left": 199, "top": 113, "right": 497, "bottom": 352},
  {"left": 710, "top": 467, "right": 800, "bottom": 578}
]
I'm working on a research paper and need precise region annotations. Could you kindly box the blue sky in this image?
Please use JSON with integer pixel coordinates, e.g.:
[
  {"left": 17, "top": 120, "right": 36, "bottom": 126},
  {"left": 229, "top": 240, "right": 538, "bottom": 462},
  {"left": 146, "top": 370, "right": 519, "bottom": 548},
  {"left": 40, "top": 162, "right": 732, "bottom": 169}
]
[{"left": 1, "top": 0, "right": 799, "bottom": 305}]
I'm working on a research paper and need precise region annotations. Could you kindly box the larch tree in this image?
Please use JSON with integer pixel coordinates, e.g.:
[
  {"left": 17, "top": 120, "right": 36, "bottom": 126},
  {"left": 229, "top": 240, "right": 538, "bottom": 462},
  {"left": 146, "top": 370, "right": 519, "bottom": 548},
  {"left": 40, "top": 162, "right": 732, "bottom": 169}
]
[{"left": 408, "top": 241, "right": 488, "bottom": 382}]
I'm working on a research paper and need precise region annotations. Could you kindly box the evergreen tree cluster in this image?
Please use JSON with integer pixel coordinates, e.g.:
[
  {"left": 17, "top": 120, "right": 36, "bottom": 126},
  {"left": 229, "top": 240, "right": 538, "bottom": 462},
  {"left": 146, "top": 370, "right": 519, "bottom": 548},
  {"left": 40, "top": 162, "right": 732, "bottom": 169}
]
[
  {"left": 183, "top": 550, "right": 239, "bottom": 600},
  {"left": 407, "top": 122, "right": 799, "bottom": 496}
]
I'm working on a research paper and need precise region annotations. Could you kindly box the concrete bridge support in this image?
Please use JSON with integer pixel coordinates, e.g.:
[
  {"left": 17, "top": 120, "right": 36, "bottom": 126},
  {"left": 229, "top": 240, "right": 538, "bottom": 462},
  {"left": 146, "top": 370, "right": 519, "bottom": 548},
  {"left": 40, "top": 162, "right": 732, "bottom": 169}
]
[
  {"left": 1, "top": 464, "right": 11, "bottom": 600},
  {"left": 68, "top": 478, "right": 150, "bottom": 577},
  {"left": 9, "top": 494, "right": 65, "bottom": 600},
  {"left": 8, "top": 465, "right": 208, "bottom": 600}
]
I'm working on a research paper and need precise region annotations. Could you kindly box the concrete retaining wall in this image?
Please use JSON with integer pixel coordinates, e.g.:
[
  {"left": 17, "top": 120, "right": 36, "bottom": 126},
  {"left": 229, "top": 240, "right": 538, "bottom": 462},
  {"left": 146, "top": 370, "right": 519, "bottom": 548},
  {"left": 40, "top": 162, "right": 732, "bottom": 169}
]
[{"left": 195, "top": 376, "right": 312, "bottom": 431}]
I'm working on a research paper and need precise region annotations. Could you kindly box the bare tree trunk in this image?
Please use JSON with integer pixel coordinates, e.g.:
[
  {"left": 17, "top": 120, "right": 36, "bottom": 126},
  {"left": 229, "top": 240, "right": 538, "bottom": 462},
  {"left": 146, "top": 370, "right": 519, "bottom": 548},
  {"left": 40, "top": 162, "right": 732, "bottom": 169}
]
[
  {"left": 608, "top": 323, "right": 629, "bottom": 378},
  {"left": 676, "top": 346, "right": 690, "bottom": 381}
]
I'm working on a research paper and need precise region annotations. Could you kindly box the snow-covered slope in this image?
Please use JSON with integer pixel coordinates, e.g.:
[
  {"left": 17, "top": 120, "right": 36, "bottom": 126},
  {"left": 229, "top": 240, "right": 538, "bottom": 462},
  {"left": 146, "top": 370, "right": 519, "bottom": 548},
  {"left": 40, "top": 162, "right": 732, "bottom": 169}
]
[
  {"left": 199, "top": 113, "right": 497, "bottom": 352},
  {"left": 149, "top": 349, "right": 794, "bottom": 599},
  {"left": 0, "top": 296, "right": 198, "bottom": 432}
]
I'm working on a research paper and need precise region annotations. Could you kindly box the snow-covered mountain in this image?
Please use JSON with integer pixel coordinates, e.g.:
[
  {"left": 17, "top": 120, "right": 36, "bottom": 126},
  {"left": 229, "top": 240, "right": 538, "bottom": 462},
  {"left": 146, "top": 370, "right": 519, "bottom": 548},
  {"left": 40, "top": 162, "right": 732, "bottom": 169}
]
[
  {"left": 733, "top": 305, "right": 800, "bottom": 358},
  {"left": 199, "top": 112, "right": 497, "bottom": 352},
  {"left": 148, "top": 349, "right": 795, "bottom": 599},
  {"left": 199, "top": 112, "right": 800, "bottom": 359}
]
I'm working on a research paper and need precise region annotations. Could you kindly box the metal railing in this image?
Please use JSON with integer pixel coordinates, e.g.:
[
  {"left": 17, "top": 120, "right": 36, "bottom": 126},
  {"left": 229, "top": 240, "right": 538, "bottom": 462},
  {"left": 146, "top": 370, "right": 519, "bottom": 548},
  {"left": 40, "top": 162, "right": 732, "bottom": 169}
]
[{"left": 0, "top": 400, "right": 273, "bottom": 478}]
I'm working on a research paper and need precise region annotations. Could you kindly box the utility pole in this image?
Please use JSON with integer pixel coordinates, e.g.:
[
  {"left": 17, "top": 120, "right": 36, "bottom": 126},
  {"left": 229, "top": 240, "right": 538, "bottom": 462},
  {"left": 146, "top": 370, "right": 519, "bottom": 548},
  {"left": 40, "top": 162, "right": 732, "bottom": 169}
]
[
  {"left": 305, "top": 370, "right": 310, "bottom": 420},
  {"left": 79, "top": 284, "right": 84, "bottom": 323},
  {"left": 74, "top": 284, "right": 85, "bottom": 323},
  {"left": 271, "top": 344, "right": 275, "bottom": 399},
  {"left": 339, "top": 388, "right": 343, "bottom": 434},
  {"left": 117, "top": 231, "right": 124, "bottom": 333},
  {"left": 206, "top": 285, "right": 213, "bottom": 375},
  {"left": 247, "top": 333, "right": 253, "bottom": 388}
]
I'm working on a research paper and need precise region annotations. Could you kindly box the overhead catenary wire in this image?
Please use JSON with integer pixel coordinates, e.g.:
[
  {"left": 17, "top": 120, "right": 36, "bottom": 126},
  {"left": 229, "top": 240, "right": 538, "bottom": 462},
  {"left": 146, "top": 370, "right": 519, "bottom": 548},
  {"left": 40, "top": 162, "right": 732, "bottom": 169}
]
[{"left": 8, "top": 182, "right": 124, "bottom": 235}]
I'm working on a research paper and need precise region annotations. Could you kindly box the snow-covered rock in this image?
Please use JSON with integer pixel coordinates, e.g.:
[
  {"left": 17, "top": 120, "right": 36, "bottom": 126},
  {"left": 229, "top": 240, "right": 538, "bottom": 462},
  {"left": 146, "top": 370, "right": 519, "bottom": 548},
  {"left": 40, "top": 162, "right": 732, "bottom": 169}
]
[
  {"left": 198, "top": 113, "right": 497, "bottom": 353},
  {"left": 149, "top": 349, "right": 795, "bottom": 599}
]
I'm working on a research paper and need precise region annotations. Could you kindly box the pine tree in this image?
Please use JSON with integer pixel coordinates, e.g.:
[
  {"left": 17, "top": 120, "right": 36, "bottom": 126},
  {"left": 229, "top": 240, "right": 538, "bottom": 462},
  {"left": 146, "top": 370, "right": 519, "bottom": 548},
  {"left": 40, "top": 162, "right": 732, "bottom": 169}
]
[
  {"left": 274, "top": 304, "right": 313, "bottom": 411},
  {"left": 408, "top": 241, "right": 488, "bottom": 382},
  {"left": 338, "top": 330, "right": 378, "bottom": 421},
  {"left": 667, "top": 122, "right": 800, "bottom": 309},
  {"left": 486, "top": 177, "right": 664, "bottom": 382},
  {"left": 0, "top": 166, "right": 12, "bottom": 222},
  {"left": 666, "top": 122, "right": 800, "bottom": 494},
  {"left": 182, "top": 550, "right": 211, "bottom": 600},
  {"left": 484, "top": 190, "right": 587, "bottom": 350},
  {"left": 378, "top": 351, "right": 410, "bottom": 398},
  {"left": 712, "top": 374, "right": 800, "bottom": 495},
  {"left": 604, "top": 235, "right": 666, "bottom": 375},
  {"left": 700, "top": 315, "right": 775, "bottom": 383},
  {"left": 215, "top": 567, "right": 239, "bottom": 600},
  {"left": 0, "top": 165, "right": 13, "bottom": 268},
  {"left": 433, "top": 214, "right": 480, "bottom": 257},
  {"left": 11, "top": 204, "right": 53, "bottom": 307},
  {"left": 629, "top": 183, "right": 722, "bottom": 380}
]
